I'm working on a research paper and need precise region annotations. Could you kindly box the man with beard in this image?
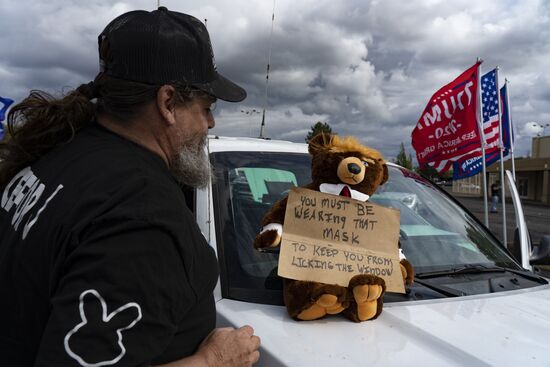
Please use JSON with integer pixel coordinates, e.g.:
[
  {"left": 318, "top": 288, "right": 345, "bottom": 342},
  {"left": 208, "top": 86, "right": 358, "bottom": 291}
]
[{"left": 0, "top": 7, "right": 260, "bottom": 367}]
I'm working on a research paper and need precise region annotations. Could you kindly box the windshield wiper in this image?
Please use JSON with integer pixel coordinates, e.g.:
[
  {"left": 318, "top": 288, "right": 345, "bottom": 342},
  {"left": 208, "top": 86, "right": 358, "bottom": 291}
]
[
  {"left": 415, "top": 264, "right": 507, "bottom": 279},
  {"left": 411, "top": 278, "right": 465, "bottom": 297},
  {"left": 415, "top": 264, "right": 547, "bottom": 284},
  {"left": 412, "top": 264, "right": 511, "bottom": 298}
]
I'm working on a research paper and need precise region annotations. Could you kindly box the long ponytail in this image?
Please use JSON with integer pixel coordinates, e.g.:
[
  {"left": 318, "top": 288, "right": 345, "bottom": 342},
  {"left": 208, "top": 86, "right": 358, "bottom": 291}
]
[{"left": 0, "top": 83, "right": 95, "bottom": 189}]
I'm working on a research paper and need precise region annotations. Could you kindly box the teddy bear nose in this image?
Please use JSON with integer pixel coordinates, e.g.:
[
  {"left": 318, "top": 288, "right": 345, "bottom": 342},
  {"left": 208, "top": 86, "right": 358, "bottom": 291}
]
[{"left": 347, "top": 163, "right": 362, "bottom": 175}]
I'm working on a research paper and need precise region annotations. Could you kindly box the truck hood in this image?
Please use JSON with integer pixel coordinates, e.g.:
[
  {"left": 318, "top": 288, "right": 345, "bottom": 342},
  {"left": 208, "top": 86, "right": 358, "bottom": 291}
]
[{"left": 216, "top": 285, "right": 550, "bottom": 366}]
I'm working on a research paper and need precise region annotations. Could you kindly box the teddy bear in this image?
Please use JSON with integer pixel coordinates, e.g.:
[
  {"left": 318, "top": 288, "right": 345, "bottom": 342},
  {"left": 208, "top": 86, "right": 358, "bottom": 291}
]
[{"left": 254, "top": 133, "right": 413, "bottom": 322}]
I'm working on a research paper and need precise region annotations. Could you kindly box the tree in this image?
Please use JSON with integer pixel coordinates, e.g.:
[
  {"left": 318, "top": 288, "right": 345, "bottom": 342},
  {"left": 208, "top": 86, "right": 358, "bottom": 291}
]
[
  {"left": 306, "top": 121, "right": 333, "bottom": 143},
  {"left": 393, "top": 142, "right": 413, "bottom": 169},
  {"left": 416, "top": 164, "right": 439, "bottom": 180},
  {"left": 416, "top": 162, "right": 453, "bottom": 181}
]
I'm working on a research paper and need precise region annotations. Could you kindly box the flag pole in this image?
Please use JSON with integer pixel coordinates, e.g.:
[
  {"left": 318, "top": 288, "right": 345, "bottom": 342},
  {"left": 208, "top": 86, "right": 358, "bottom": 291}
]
[
  {"left": 477, "top": 57, "right": 489, "bottom": 227},
  {"left": 505, "top": 78, "right": 516, "bottom": 181},
  {"left": 495, "top": 67, "right": 507, "bottom": 246}
]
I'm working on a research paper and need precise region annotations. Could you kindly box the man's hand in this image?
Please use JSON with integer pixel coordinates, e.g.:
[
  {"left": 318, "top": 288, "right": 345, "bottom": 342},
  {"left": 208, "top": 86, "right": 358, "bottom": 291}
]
[
  {"left": 153, "top": 326, "right": 260, "bottom": 367},
  {"left": 197, "top": 326, "right": 261, "bottom": 367}
]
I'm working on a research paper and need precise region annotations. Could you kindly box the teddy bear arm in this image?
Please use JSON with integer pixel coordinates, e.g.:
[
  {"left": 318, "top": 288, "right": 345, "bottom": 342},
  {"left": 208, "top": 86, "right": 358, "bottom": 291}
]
[
  {"left": 253, "top": 197, "right": 289, "bottom": 249},
  {"left": 398, "top": 240, "right": 414, "bottom": 286},
  {"left": 259, "top": 196, "right": 288, "bottom": 227},
  {"left": 400, "top": 258, "right": 414, "bottom": 286}
]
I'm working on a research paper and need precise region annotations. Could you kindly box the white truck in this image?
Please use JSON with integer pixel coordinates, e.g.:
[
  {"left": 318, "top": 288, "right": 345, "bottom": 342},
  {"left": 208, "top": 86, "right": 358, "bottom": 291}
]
[{"left": 187, "top": 136, "right": 550, "bottom": 367}]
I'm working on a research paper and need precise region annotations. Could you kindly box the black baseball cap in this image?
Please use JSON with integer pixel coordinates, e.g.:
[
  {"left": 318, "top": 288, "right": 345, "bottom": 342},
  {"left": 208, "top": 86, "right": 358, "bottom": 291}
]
[{"left": 98, "top": 7, "right": 246, "bottom": 102}]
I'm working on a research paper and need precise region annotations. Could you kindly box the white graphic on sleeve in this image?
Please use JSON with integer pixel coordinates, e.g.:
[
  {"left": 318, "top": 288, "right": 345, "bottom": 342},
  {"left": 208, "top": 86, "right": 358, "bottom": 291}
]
[
  {"left": 22, "top": 184, "right": 63, "bottom": 240},
  {"left": 64, "top": 289, "right": 143, "bottom": 367},
  {"left": 1, "top": 166, "right": 63, "bottom": 239}
]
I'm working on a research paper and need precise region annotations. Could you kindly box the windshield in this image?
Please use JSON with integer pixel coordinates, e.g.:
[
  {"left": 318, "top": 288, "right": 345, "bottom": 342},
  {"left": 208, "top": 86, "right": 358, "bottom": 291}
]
[
  {"left": 211, "top": 151, "right": 526, "bottom": 305},
  {"left": 369, "top": 166, "right": 521, "bottom": 273}
]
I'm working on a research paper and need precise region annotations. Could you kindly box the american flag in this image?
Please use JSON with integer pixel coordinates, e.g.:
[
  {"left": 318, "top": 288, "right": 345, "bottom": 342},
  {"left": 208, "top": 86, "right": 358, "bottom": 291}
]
[
  {"left": 480, "top": 69, "right": 501, "bottom": 151},
  {"left": 429, "top": 69, "right": 501, "bottom": 173}
]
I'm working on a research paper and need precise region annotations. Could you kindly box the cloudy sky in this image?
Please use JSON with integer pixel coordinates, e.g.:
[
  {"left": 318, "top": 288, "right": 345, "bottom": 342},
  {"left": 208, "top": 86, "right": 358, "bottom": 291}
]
[{"left": 1, "top": 0, "right": 549, "bottom": 162}]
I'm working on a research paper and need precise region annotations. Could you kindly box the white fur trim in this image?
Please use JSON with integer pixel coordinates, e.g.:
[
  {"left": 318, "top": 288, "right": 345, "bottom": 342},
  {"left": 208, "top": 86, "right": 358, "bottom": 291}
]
[
  {"left": 260, "top": 223, "right": 283, "bottom": 236},
  {"left": 319, "top": 183, "right": 370, "bottom": 202},
  {"left": 399, "top": 248, "right": 406, "bottom": 260}
]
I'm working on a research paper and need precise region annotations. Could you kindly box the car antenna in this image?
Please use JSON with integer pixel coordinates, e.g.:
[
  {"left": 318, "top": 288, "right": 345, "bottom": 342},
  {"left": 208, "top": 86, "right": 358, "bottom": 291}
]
[{"left": 259, "top": 0, "right": 276, "bottom": 139}]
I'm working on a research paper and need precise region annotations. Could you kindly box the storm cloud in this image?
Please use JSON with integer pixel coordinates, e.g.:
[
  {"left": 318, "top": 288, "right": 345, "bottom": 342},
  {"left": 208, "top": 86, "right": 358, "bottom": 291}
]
[{"left": 1, "top": 0, "right": 549, "bottom": 160}]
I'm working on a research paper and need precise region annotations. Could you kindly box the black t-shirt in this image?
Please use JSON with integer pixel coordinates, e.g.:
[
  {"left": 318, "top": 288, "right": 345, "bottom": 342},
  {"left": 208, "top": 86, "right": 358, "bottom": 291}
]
[{"left": 0, "top": 123, "right": 219, "bottom": 366}]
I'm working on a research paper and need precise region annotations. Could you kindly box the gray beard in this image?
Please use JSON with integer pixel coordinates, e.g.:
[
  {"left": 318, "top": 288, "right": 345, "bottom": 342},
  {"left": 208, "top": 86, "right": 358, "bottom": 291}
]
[{"left": 170, "top": 134, "right": 212, "bottom": 188}]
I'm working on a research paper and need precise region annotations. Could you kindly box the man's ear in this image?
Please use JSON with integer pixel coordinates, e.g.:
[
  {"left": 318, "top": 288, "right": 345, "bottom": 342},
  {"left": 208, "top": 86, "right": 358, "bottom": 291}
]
[{"left": 156, "top": 85, "right": 178, "bottom": 126}]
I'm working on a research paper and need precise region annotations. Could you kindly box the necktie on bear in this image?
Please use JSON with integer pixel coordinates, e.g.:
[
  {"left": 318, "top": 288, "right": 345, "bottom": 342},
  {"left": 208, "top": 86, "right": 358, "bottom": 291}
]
[{"left": 339, "top": 185, "right": 351, "bottom": 197}]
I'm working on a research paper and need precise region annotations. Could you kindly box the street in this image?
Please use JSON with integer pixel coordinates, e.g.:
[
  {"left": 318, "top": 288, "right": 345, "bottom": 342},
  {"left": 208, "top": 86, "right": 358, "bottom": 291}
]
[
  {"left": 449, "top": 193, "right": 550, "bottom": 247},
  {"left": 448, "top": 191, "right": 550, "bottom": 276}
]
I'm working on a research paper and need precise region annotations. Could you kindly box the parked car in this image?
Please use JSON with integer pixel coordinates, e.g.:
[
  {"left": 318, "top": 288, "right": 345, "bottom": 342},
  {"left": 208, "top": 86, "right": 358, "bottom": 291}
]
[
  {"left": 185, "top": 136, "right": 550, "bottom": 367},
  {"left": 435, "top": 179, "right": 452, "bottom": 187}
]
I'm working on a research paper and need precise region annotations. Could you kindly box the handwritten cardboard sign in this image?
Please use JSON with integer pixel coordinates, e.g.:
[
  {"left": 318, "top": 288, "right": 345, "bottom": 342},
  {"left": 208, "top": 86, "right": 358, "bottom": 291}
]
[{"left": 278, "top": 187, "right": 405, "bottom": 293}]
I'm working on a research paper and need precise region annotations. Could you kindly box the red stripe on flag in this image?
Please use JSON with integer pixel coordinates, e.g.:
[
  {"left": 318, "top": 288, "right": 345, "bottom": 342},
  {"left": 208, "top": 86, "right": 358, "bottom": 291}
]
[{"left": 412, "top": 62, "right": 482, "bottom": 166}]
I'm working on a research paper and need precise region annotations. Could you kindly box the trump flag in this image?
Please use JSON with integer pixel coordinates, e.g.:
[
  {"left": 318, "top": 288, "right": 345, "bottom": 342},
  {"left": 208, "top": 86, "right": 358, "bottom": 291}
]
[
  {"left": 0, "top": 96, "right": 15, "bottom": 140},
  {"left": 412, "top": 62, "right": 482, "bottom": 173},
  {"left": 0, "top": 96, "right": 14, "bottom": 121}
]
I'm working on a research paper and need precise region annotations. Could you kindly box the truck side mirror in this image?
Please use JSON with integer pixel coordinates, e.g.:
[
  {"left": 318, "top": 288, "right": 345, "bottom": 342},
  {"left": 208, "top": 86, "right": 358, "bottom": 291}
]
[
  {"left": 530, "top": 235, "right": 550, "bottom": 266},
  {"left": 510, "top": 228, "right": 522, "bottom": 263},
  {"left": 505, "top": 170, "right": 532, "bottom": 270}
]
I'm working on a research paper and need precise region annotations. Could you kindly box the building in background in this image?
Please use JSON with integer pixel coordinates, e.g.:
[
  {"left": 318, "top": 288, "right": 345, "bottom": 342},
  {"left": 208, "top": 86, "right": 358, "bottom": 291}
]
[{"left": 452, "top": 135, "right": 550, "bottom": 204}]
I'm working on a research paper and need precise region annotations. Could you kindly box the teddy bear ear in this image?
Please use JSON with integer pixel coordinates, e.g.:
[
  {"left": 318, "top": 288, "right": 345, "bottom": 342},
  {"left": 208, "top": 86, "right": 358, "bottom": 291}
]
[{"left": 308, "top": 133, "right": 332, "bottom": 155}]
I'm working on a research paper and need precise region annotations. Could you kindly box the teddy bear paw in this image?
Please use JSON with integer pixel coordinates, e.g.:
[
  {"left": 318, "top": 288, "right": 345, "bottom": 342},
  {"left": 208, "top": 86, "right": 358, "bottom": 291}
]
[
  {"left": 352, "top": 284, "right": 383, "bottom": 321},
  {"left": 297, "top": 294, "right": 346, "bottom": 320},
  {"left": 253, "top": 229, "right": 281, "bottom": 250}
]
